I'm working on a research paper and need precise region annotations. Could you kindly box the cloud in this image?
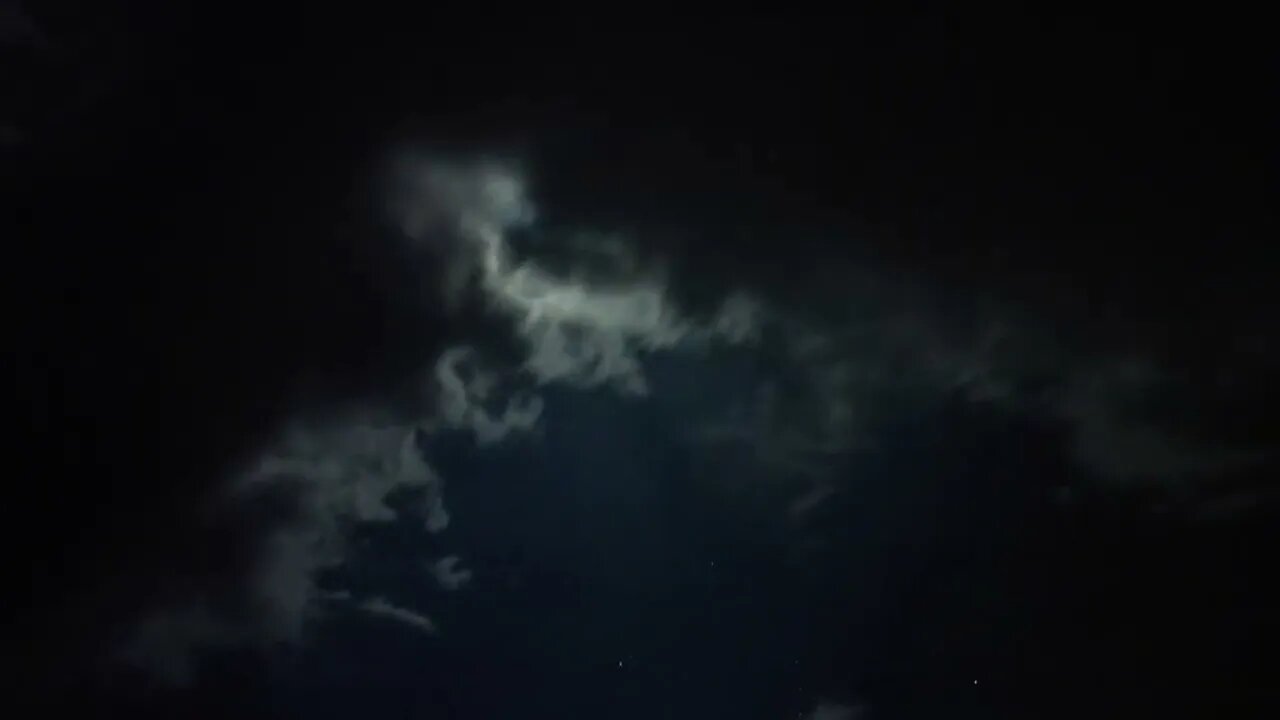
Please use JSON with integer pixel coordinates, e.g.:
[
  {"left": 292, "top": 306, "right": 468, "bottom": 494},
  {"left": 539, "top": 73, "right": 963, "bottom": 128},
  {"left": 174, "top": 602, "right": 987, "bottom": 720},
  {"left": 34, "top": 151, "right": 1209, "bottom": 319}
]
[
  {"left": 430, "top": 555, "right": 473, "bottom": 591},
  {"left": 120, "top": 149, "right": 1272, "bottom": 688},
  {"left": 694, "top": 265, "right": 1270, "bottom": 495},
  {"left": 122, "top": 154, "right": 762, "bottom": 683},
  {"left": 242, "top": 418, "right": 443, "bottom": 530},
  {"left": 120, "top": 414, "right": 449, "bottom": 678},
  {"left": 432, "top": 346, "right": 544, "bottom": 445},
  {"left": 424, "top": 494, "right": 450, "bottom": 534},
  {"left": 118, "top": 605, "right": 241, "bottom": 686},
  {"left": 802, "top": 700, "right": 865, "bottom": 720},
  {"left": 789, "top": 483, "right": 838, "bottom": 519},
  {"left": 395, "top": 158, "right": 762, "bottom": 396},
  {"left": 358, "top": 597, "right": 438, "bottom": 634},
  {"left": 1050, "top": 358, "right": 1265, "bottom": 482},
  {"left": 396, "top": 158, "right": 1267, "bottom": 495}
]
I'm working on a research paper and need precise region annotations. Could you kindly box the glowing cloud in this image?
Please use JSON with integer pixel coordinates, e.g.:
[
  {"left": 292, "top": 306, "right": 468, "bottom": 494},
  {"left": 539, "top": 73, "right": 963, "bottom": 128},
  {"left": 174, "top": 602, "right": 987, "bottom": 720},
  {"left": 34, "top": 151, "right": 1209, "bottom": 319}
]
[{"left": 396, "top": 159, "right": 762, "bottom": 395}]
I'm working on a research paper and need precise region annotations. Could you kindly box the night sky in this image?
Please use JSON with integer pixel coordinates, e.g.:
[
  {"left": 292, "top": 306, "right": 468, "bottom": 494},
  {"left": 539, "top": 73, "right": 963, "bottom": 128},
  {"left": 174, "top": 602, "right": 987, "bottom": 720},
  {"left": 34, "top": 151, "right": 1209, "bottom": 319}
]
[{"left": 8, "top": 8, "right": 1278, "bottom": 719}]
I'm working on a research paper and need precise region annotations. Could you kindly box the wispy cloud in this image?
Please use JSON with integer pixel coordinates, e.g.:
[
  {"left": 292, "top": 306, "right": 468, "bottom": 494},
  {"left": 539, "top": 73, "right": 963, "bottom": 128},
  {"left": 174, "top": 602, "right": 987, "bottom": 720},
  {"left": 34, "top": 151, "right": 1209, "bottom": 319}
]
[
  {"left": 433, "top": 346, "right": 543, "bottom": 445},
  {"left": 122, "top": 149, "right": 1272, "bottom": 686},
  {"left": 358, "top": 597, "right": 438, "bottom": 634},
  {"left": 396, "top": 159, "right": 761, "bottom": 396},
  {"left": 122, "top": 154, "right": 761, "bottom": 683}
]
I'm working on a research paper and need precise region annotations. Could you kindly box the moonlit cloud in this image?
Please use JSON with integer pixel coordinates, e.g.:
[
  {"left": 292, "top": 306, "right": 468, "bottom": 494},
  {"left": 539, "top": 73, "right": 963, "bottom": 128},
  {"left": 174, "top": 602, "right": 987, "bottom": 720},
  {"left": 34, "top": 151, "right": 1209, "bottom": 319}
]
[
  {"left": 433, "top": 346, "right": 544, "bottom": 445},
  {"left": 695, "top": 267, "right": 1267, "bottom": 493},
  {"left": 358, "top": 597, "right": 438, "bottom": 634},
  {"left": 395, "top": 159, "right": 762, "bottom": 396},
  {"left": 430, "top": 555, "right": 473, "bottom": 591},
  {"left": 124, "top": 148, "right": 1268, "bottom": 687},
  {"left": 243, "top": 418, "right": 442, "bottom": 530},
  {"left": 121, "top": 414, "right": 450, "bottom": 676},
  {"left": 125, "top": 154, "right": 765, "bottom": 682}
]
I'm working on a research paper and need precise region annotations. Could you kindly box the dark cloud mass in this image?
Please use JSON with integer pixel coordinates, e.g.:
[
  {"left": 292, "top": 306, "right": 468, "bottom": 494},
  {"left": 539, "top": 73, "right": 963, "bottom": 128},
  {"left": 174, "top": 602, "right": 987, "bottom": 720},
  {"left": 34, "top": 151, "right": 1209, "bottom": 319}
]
[{"left": 9, "top": 8, "right": 1278, "bottom": 718}]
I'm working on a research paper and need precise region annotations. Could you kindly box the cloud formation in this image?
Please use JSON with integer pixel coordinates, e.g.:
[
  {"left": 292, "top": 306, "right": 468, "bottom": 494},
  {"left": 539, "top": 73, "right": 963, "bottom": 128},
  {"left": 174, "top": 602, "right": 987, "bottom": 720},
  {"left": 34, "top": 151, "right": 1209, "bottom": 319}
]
[
  {"left": 358, "top": 597, "right": 438, "bottom": 634},
  {"left": 123, "top": 148, "right": 1272, "bottom": 688},
  {"left": 396, "top": 157, "right": 763, "bottom": 395},
  {"left": 123, "top": 154, "right": 762, "bottom": 682},
  {"left": 698, "top": 266, "right": 1269, "bottom": 500}
]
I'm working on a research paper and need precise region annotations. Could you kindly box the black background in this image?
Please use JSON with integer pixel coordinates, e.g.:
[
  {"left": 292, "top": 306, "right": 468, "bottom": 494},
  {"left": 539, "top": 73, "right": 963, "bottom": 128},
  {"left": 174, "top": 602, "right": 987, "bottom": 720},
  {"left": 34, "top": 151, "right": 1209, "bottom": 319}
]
[{"left": 7, "top": 7, "right": 1278, "bottom": 718}]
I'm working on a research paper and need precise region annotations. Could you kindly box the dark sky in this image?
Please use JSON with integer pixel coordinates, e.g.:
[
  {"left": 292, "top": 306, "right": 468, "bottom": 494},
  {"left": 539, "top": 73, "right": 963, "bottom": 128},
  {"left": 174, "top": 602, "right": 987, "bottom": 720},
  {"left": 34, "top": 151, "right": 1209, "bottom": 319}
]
[{"left": 8, "top": 7, "right": 1278, "bottom": 719}]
